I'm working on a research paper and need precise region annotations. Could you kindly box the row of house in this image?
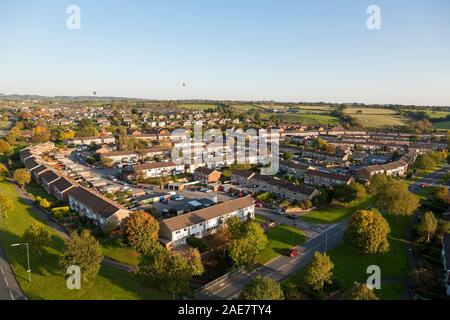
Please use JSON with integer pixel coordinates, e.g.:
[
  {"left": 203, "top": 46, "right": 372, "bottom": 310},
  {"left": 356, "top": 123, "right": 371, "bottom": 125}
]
[
  {"left": 65, "top": 136, "right": 116, "bottom": 146},
  {"left": 101, "top": 147, "right": 169, "bottom": 164},
  {"left": 20, "top": 148, "right": 130, "bottom": 232},
  {"left": 303, "top": 169, "right": 355, "bottom": 187},
  {"left": 231, "top": 170, "right": 320, "bottom": 201},
  {"left": 159, "top": 196, "right": 255, "bottom": 248},
  {"left": 356, "top": 151, "right": 417, "bottom": 181}
]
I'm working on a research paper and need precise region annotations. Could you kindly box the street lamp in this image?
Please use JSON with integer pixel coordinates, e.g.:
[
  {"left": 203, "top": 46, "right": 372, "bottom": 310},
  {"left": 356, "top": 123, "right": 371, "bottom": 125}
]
[{"left": 11, "top": 243, "right": 31, "bottom": 283}]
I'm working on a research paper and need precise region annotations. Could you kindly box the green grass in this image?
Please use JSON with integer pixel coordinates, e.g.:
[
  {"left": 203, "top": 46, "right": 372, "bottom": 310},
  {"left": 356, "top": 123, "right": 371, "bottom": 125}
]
[
  {"left": 0, "top": 180, "right": 170, "bottom": 300},
  {"left": 433, "top": 121, "right": 450, "bottom": 130},
  {"left": 254, "top": 214, "right": 267, "bottom": 224},
  {"left": 343, "top": 108, "right": 406, "bottom": 128},
  {"left": 177, "top": 104, "right": 219, "bottom": 111},
  {"left": 284, "top": 214, "right": 410, "bottom": 300},
  {"left": 261, "top": 112, "right": 340, "bottom": 125},
  {"left": 301, "top": 197, "right": 374, "bottom": 224},
  {"left": 101, "top": 238, "right": 140, "bottom": 267},
  {"left": 257, "top": 224, "right": 305, "bottom": 264}
]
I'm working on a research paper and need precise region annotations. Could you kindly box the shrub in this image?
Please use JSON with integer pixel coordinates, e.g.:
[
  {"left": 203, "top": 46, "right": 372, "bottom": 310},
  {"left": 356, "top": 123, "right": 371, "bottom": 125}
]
[{"left": 186, "top": 236, "right": 208, "bottom": 253}]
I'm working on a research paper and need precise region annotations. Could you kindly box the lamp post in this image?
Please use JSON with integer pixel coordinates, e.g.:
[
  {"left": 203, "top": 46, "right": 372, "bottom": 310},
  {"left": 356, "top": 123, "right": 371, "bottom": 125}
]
[{"left": 11, "top": 243, "right": 31, "bottom": 283}]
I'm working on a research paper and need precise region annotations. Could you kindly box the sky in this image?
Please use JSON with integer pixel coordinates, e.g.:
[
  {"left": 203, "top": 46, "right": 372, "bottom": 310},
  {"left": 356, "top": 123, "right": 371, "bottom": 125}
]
[{"left": 0, "top": 0, "right": 449, "bottom": 106}]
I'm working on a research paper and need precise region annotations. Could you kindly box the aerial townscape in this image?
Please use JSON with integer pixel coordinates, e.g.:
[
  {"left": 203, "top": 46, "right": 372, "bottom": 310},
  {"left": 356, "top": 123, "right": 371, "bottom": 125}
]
[
  {"left": 0, "top": 1, "right": 449, "bottom": 311},
  {"left": 0, "top": 98, "right": 449, "bottom": 302}
]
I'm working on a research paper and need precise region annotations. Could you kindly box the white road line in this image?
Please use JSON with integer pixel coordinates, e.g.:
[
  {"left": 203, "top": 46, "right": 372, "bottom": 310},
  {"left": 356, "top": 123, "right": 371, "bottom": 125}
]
[
  {"left": 4, "top": 277, "right": 9, "bottom": 287},
  {"left": 9, "top": 289, "right": 14, "bottom": 300},
  {"left": 0, "top": 266, "right": 4, "bottom": 275}
]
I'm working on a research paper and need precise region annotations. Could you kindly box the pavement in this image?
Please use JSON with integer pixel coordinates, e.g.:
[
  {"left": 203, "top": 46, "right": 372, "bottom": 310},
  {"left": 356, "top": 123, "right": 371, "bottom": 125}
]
[{"left": 195, "top": 219, "right": 348, "bottom": 300}]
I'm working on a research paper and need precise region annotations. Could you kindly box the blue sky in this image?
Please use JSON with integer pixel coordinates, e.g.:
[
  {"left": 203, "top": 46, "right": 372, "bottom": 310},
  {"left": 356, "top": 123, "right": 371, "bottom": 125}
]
[{"left": 0, "top": 0, "right": 449, "bottom": 105}]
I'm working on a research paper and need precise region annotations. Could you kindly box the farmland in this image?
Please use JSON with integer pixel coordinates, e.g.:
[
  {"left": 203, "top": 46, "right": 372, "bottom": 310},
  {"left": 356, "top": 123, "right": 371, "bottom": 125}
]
[{"left": 343, "top": 108, "right": 407, "bottom": 128}]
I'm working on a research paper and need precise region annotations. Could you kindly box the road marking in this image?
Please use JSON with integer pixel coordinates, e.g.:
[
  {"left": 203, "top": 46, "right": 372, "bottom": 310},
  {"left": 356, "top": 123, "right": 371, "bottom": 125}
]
[
  {"left": 0, "top": 266, "right": 4, "bottom": 275},
  {"left": 9, "top": 289, "right": 14, "bottom": 300}
]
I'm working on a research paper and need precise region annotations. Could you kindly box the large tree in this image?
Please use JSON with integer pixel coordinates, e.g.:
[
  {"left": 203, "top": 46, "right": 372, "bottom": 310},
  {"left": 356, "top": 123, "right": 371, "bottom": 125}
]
[
  {"left": 13, "top": 168, "right": 31, "bottom": 190},
  {"left": 123, "top": 210, "right": 159, "bottom": 254},
  {"left": 374, "top": 179, "right": 419, "bottom": 216},
  {"left": 304, "top": 252, "right": 334, "bottom": 291},
  {"left": 138, "top": 244, "right": 204, "bottom": 297},
  {"left": 239, "top": 276, "right": 284, "bottom": 300},
  {"left": 23, "top": 223, "right": 51, "bottom": 256},
  {"left": 345, "top": 282, "right": 379, "bottom": 300},
  {"left": 60, "top": 230, "right": 104, "bottom": 281},
  {"left": 344, "top": 209, "right": 390, "bottom": 254},
  {"left": 0, "top": 163, "right": 8, "bottom": 180},
  {"left": 367, "top": 174, "right": 390, "bottom": 195},
  {"left": 0, "top": 194, "right": 15, "bottom": 224},
  {"left": 334, "top": 182, "right": 366, "bottom": 203},
  {"left": 433, "top": 187, "right": 450, "bottom": 206},
  {"left": 228, "top": 221, "right": 267, "bottom": 266},
  {"left": 417, "top": 211, "right": 438, "bottom": 243}
]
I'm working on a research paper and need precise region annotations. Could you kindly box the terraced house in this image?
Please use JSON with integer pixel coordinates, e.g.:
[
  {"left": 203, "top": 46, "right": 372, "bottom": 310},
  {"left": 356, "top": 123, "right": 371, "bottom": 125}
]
[
  {"left": 304, "top": 169, "right": 354, "bottom": 187},
  {"left": 159, "top": 196, "right": 255, "bottom": 248},
  {"left": 67, "top": 186, "right": 130, "bottom": 232}
]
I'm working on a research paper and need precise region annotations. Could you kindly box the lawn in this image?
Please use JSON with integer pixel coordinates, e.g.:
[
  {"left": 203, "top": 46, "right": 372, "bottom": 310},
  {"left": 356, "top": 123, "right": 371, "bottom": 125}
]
[
  {"left": 301, "top": 197, "right": 374, "bottom": 224},
  {"left": 101, "top": 238, "right": 140, "bottom": 267},
  {"left": 257, "top": 224, "right": 305, "bottom": 264},
  {"left": 0, "top": 180, "right": 169, "bottom": 300},
  {"left": 284, "top": 214, "right": 410, "bottom": 300}
]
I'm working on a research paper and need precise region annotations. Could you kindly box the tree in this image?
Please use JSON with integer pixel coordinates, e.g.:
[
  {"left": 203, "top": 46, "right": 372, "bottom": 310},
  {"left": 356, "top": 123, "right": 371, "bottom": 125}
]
[
  {"left": 345, "top": 282, "right": 379, "bottom": 300},
  {"left": 239, "top": 276, "right": 284, "bottom": 300},
  {"left": 23, "top": 223, "right": 51, "bottom": 256},
  {"left": 123, "top": 211, "right": 160, "bottom": 254},
  {"left": 32, "top": 126, "right": 50, "bottom": 143},
  {"left": 0, "top": 140, "right": 12, "bottom": 155},
  {"left": 13, "top": 169, "right": 31, "bottom": 189},
  {"left": 138, "top": 244, "right": 204, "bottom": 297},
  {"left": 0, "top": 194, "right": 15, "bottom": 224},
  {"left": 228, "top": 221, "right": 267, "bottom": 266},
  {"left": 334, "top": 182, "right": 366, "bottom": 203},
  {"left": 0, "top": 163, "right": 8, "bottom": 180},
  {"left": 433, "top": 187, "right": 450, "bottom": 206},
  {"left": 344, "top": 209, "right": 390, "bottom": 254},
  {"left": 374, "top": 179, "right": 419, "bottom": 217},
  {"left": 417, "top": 211, "right": 438, "bottom": 243},
  {"left": 60, "top": 230, "right": 104, "bottom": 281},
  {"left": 304, "top": 252, "right": 334, "bottom": 291},
  {"left": 283, "top": 153, "right": 293, "bottom": 161}
]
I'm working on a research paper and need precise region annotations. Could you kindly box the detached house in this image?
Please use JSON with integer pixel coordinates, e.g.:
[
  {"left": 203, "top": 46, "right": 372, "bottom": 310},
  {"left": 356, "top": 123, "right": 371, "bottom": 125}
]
[
  {"left": 159, "top": 196, "right": 255, "bottom": 248},
  {"left": 67, "top": 187, "right": 130, "bottom": 232}
]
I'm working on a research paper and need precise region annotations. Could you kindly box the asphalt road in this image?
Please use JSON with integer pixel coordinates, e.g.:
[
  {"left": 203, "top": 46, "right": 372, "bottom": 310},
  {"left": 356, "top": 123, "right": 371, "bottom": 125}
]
[
  {"left": 0, "top": 245, "right": 26, "bottom": 300},
  {"left": 195, "top": 219, "right": 348, "bottom": 300}
]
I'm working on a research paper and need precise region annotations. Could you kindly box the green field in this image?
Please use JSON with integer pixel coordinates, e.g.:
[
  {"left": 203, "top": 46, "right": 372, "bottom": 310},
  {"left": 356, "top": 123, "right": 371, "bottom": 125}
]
[
  {"left": 343, "top": 108, "right": 406, "bottom": 128},
  {"left": 231, "top": 104, "right": 262, "bottom": 112},
  {"left": 261, "top": 112, "right": 339, "bottom": 126},
  {"left": 177, "top": 104, "right": 220, "bottom": 111},
  {"left": 284, "top": 214, "right": 410, "bottom": 300},
  {"left": 0, "top": 180, "right": 169, "bottom": 300},
  {"left": 301, "top": 197, "right": 374, "bottom": 224},
  {"left": 257, "top": 224, "right": 305, "bottom": 264},
  {"left": 433, "top": 121, "right": 450, "bottom": 130}
]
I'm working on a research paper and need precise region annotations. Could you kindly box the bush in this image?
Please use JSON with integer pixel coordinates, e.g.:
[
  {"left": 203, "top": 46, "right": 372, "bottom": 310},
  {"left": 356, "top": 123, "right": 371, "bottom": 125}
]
[{"left": 186, "top": 236, "right": 208, "bottom": 253}]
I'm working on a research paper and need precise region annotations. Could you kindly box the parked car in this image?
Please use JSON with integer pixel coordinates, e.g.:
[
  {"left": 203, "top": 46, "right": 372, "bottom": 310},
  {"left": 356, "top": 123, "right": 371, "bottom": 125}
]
[
  {"left": 287, "top": 214, "right": 297, "bottom": 220},
  {"left": 255, "top": 202, "right": 263, "bottom": 208},
  {"left": 161, "top": 199, "right": 169, "bottom": 204},
  {"left": 172, "top": 195, "right": 185, "bottom": 201},
  {"left": 288, "top": 249, "right": 299, "bottom": 258}
]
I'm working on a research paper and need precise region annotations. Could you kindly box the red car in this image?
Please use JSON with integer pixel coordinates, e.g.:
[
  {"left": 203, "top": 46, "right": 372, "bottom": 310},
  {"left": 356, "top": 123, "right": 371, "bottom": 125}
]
[{"left": 288, "top": 249, "right": 299, "bottom": 258}]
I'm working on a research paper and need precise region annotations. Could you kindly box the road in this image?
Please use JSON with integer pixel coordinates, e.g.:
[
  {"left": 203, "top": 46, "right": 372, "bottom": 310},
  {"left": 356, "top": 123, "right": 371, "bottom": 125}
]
[
  {"left": 0, "top": 245, "right": 26, "bottom": 300},
  {"left": 195, "top": 219, "right": 348, "bottom": 300}
]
